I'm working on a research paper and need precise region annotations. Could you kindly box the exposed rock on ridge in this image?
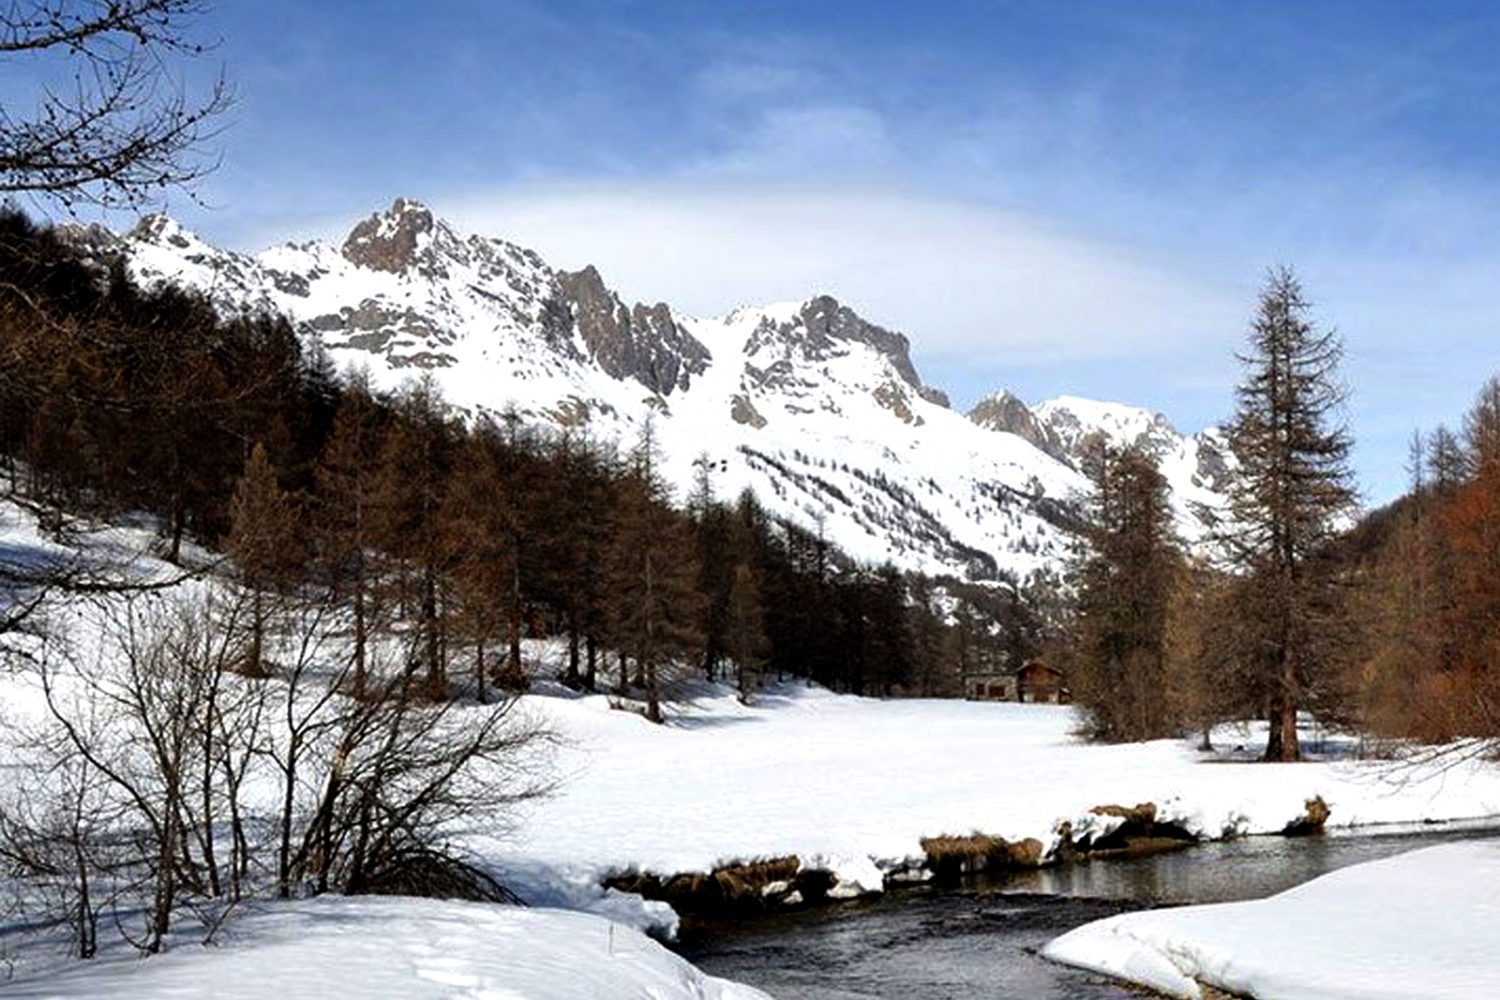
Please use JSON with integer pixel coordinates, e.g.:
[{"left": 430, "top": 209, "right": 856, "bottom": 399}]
[{"left": 554, "top": 265, "right": 710, "bottom": 397}]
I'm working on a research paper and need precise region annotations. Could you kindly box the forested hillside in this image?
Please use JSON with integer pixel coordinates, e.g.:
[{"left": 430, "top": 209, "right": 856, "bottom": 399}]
[{"left": 0, "top": 208, "right": 1040, "bottom": 713}]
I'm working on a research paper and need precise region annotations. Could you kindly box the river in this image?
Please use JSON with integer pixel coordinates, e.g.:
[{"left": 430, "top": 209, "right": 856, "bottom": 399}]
[{"left": 676, "top": 823, "right": 1500, "bottom": 999}]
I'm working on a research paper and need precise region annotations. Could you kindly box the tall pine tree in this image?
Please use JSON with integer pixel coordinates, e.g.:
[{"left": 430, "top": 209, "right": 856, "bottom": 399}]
[
  {"left": 1072, "top": 445, "right": 1182, "bottom": 741},
  {"left": 1227, "top": 268, "right": 1355, "bottom": 761}
]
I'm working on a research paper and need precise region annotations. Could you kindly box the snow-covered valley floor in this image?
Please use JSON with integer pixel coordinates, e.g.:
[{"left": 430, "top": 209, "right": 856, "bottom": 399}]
[
  {"left": 4, "top": 897, "right": 770, "bottom": 1000},
  {"left": 1043, "top": 838, "right": 1500, "bottom": 1000},
  {"left": 8, "top": 495, "right": 1500, "bottom": 998},
  {"left": 491, "top": 681, "right": 1500, "bottom": 932}
]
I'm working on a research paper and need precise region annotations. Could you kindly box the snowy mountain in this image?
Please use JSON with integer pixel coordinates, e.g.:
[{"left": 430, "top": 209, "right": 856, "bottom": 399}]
[
  {"left": 968, "top": 391, "right": 1232, "bottom": 547},
  {"left": 64, "top": 199, "right": 1229, "bottom": 581}
]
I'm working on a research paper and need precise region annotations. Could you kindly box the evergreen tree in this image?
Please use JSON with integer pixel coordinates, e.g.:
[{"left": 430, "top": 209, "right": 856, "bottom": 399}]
[
  {"left": 605, "top": 421, "right": 703, "bottom": 723},
  {"left": 314, "top": 376, "right": 383, "bottom": 699},
  {"left": 1226, "top": 268, "right": 1356, "bottom": 761},
  {"left": 1072, "top": 445, "right": 1182, "bottom": 741},
  {"left": 226, "top": 442, "right": 301, "bottom": 676}
]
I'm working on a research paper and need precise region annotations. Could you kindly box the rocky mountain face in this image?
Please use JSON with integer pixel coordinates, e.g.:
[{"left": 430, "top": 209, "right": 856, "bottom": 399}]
[
  {"left": 68, "top": 199, "right": 1230, "bottom": 581},
  {"left": 968, "top": 392, "right": 1233, "bottom": 545}
]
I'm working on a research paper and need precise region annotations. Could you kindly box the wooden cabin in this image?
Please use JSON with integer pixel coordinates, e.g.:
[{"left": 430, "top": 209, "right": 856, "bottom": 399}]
[
  {"left": 1015, "top": 661, "right": 1070, "bottom": 704},
  {"left": 964, "top": 670, "right": 1017, "bottom": 702},
  {"left": 963, "top": 661, "right": 1070, "bottom": 704}
]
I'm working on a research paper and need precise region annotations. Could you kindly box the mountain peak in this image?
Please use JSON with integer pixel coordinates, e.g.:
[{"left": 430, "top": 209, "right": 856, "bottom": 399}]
[
  {"left": 341, "top": 197, "right": 441, "bottom": 273},
  {"left": 969, "top": 391, "right": 1065, "bottom": 460},
  {"left": 1033, "top": 395, "right": 1178, "bottom": 454},
  {"left": 98, "top": 199, "right": 1233, "bottom": 580},
  {"left": 129, "top": 213, "right": 207, "bottom": 252},
  {"left": 793, "top": 295, "right": 949, "bottom": 408}
]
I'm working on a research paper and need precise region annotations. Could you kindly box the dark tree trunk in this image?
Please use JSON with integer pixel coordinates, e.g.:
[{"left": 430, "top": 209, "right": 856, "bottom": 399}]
[
  {"left": 500, "top": 550, "right": 527, "bottom": 690},
  {"left": 423, "top": 565, "right": 443, "bottom": 700},
  {"left": 563, "top": 621, "right": 581, "bottom": 688}
]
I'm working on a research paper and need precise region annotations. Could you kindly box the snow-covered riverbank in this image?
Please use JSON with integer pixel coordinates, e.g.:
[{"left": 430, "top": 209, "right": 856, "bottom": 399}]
[
  {"left": 2, "top": 897, "right": 770, "bottom": 1000},
  {"left": 1043, "top": 838, "right": 1500, "bottom": 999},
  {"left": 491, "top": 681, "right": 1500, "bottom": 932}
]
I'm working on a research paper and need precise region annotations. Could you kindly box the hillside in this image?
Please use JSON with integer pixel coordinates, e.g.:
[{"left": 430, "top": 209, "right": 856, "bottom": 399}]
[{"left": 65, "top": 199, "right": 1230, "bottom": 580}]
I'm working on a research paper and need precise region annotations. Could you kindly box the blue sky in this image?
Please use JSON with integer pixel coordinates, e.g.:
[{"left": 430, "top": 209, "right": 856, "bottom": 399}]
[{"left": 55, "top": 1, "right": 1500, "bottom": 502}]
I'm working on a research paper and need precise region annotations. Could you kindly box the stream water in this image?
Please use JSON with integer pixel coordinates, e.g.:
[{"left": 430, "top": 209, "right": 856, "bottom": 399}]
[{"left": 677, "top": 823, "right": 1500, "bottom": 999}]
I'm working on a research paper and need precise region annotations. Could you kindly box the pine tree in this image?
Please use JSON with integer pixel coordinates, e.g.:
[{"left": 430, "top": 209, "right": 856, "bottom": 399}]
[
  {"left": 1073, "top": 445, "right": 1183, "bottom": 741},
  {"left": 227, "top": 442, "right": 301, "bottom": 676},
  {"left": 1226, "top": 267, "right": 1356, "bottom": 761},
  {"left": 605, "top": 421, "right": 702, "bottom": 723},
  {"left": 314, "top": 376, "right": 382, "bottom": 699}
]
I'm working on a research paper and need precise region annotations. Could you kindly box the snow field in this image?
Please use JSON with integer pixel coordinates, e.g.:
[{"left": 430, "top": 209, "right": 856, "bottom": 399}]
[
  {"left": 488, "top": 682, "right": 1500, "bottom": 933},
  {"left": 1042, "top": 839, "right": 1500, "bottom": 1000},
  {"left": 3, "top": 896, "right": 771, "bottom": 1000}
]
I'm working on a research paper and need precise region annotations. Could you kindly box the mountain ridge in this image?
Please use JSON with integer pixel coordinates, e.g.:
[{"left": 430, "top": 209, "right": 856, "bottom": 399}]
[{"left": 61, "top": 198, "right": 1230, "bottom": 581}]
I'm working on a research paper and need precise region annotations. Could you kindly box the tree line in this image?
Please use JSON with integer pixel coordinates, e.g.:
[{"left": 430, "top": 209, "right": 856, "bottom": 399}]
[
  {"left": 0, "top": 208, "right": 1043, "bottom": 719},
  {"left": 1066, "top": 267, "right": 1500, "bottom": 760}
]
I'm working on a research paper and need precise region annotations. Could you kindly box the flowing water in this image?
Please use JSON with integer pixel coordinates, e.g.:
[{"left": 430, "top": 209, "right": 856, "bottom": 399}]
[{"left": 677, "top": 823, "right": 1500, "bottom": 999}]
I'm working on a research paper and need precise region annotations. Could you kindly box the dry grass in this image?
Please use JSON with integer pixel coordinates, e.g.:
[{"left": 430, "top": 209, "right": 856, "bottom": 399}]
[{"left": 921, "top": 833, "right": 1045, "bottom": 874}]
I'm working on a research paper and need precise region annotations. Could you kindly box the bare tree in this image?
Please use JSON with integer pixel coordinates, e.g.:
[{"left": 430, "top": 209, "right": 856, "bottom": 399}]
[
  {"left": 0, "top": 0, "right": 231, "bottom": 210},
  {"left": 33, "top": 595, "right": 222, "bottom": 952}
]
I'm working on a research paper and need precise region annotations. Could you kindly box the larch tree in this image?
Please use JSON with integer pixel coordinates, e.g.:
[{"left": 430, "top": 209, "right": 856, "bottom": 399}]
[
  {"left": 1462, "top": 375, "right": 1500, "bottom": 477},
  {"left": 724, "top": 561, "right": 767, "bottom": 703},
  {"left": 314, "top": 375, "right": 382, "bottom": 699},
  {"left": 605, "top": 420, "right": 702, "bottom": 723},
  {"left": 1072, "top": 445, "right": 1183, "bottom": 741},
  {"left": 1439, "top": 383, "right": 1500, "bottom": 729},
  {"left": 226, "top": 441, "right": 300, "bottom": 676},
  {"left": 544, "top": 431, "right": 613, "bottom": 691},
  {"left": 1226, "top": 267, "right": 1356, "bottom": 762},
  {"left": 440, "top": 418, "right": 538, "bottom": 699},
  {"left": 372, "top": 380, "right": 455, "bottom": 701},
  {"left": 688, "top": 452, "right": 733, "bottom": 681}
]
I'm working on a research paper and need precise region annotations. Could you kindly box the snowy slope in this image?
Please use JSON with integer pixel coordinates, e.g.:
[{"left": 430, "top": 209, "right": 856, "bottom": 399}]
[
  {"left": 970, "top": 391, "right": 1233, "bottom": 547},
  {"left": 3, "top": 897, "right": 770, "bottom": 1000},
  {"left": 65, "top": 199, "right": 1230, "bottom": 581},
  {"left": 1043, "top": 839, "right": 1500, "bottom": 1000}
]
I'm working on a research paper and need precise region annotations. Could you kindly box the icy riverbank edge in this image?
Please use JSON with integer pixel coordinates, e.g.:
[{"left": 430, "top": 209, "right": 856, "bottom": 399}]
[{"left": 1041, "top": 839, "right": 1500, "bottom": 1000}]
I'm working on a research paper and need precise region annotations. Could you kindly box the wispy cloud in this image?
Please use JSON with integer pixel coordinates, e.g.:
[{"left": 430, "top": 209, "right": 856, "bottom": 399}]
[
  {"left": 151, "top": 1, "right": 1500, "bottom": 502},
  {"left": 443, "top": 180, "right": 1242, "bottom": 368}
]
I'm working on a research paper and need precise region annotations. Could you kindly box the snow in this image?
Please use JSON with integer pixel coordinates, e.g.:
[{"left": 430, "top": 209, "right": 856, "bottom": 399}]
[
  {"left": 1043, "top": 839, "right": 1500, "bottom": 1000},
  {"left": 106, "top": 204, "right": 1228, "bottom": 583},
  {"left": 1032, "top": 394, "right": 1233, "bottom": 548},
  {"left": 3, "top": 896, "right": 770, "bottom": 1000},
  {"left": 483, "top": 682, "right": 1500, "bottom": 932},
  {"left": 8, "top": 496, "right": 1500, "bottom": 997}
]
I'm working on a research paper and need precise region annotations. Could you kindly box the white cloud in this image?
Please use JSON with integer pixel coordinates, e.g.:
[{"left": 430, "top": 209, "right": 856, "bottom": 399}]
[{"left": 440, "top": 181, "right": 1243, "bottom": 369}]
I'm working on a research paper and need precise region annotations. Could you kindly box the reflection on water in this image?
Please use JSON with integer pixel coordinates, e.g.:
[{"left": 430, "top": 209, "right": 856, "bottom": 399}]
[
  {"left": 999, "top": 821, "right": 1500, "bottom": 904},
  {"left": 680, "top": 892, "right": 1138, "bottom": 1000},
  {"left": 679, "top": 824, "right": 1500, "bottom": 1000}
]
